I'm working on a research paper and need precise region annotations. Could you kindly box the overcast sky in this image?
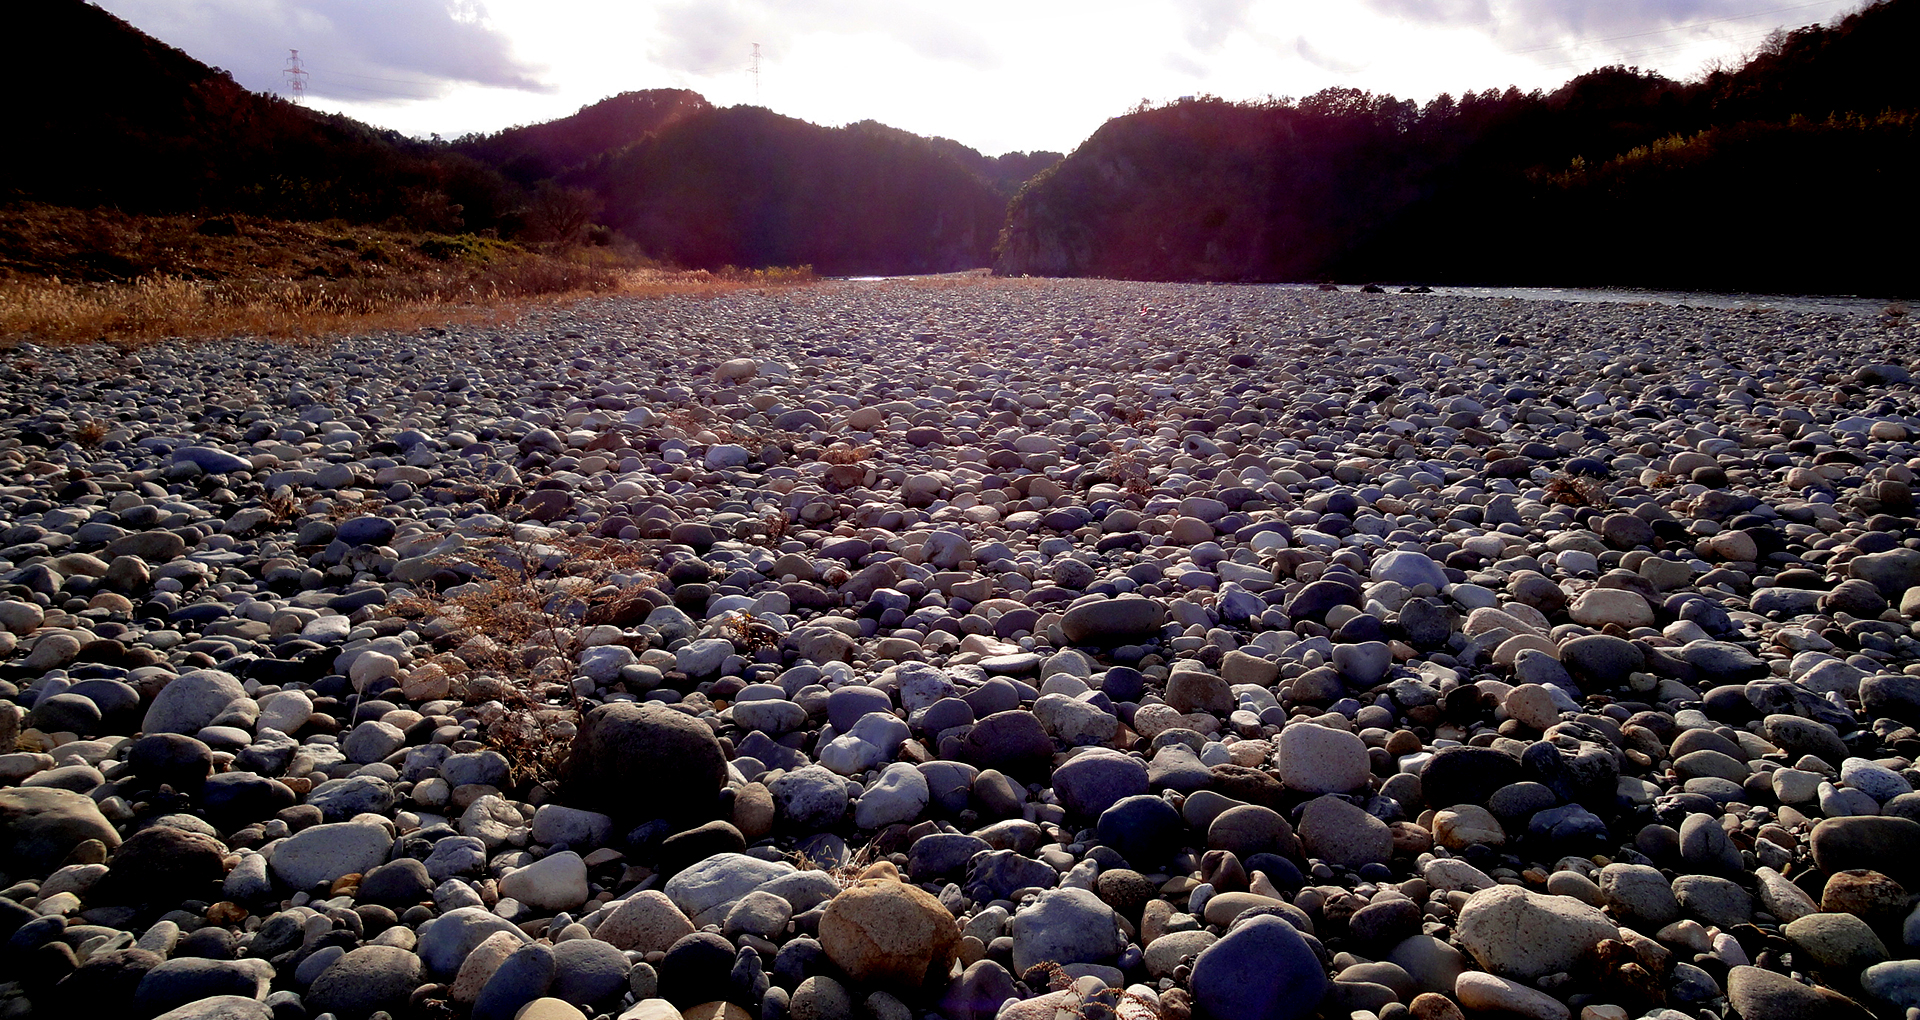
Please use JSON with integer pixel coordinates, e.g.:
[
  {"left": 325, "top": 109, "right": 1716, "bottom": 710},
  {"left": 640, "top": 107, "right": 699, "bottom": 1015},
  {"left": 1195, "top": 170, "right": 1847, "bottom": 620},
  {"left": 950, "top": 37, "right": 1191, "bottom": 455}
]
[{"left": 95, "top": 0, "right": 1863, "bottom": 156}]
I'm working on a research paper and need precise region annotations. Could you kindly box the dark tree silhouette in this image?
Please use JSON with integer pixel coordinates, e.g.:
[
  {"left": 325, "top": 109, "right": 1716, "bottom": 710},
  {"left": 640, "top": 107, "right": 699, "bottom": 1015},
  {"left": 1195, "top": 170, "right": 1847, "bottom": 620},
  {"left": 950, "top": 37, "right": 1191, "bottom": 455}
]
[
  {"left": 523, "top": 183, "right": 600, "bottom": 246},
  {"left": 997, "top": 0, "right": 1919, "bottom": 294}
]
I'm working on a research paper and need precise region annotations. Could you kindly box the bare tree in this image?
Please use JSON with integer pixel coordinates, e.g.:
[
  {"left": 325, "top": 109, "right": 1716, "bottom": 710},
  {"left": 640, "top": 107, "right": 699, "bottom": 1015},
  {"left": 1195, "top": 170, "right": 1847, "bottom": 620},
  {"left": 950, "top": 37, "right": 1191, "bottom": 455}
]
[{"left": 524, "top": 181, "right": 599, "bottom": 246}]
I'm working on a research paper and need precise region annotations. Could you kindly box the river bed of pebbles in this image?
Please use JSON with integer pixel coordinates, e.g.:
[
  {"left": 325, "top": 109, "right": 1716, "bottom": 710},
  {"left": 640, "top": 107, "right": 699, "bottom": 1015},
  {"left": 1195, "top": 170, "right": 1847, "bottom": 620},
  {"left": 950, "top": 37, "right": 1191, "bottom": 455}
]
[{"left": 2, "top": 279, "right": 1920, "bottom": 1020}]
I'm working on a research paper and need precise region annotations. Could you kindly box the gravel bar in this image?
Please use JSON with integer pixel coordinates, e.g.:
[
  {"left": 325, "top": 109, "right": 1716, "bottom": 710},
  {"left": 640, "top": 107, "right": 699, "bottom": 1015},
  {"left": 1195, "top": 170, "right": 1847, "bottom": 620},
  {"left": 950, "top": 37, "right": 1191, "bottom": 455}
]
[{"left": 2, "top": 279, "right": 1919, "bottom": 1020}]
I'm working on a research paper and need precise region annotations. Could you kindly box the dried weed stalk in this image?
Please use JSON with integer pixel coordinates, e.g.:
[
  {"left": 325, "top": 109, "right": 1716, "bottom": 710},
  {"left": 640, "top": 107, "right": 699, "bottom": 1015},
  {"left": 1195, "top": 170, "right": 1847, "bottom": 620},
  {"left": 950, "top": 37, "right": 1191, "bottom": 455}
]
[
  {"left": 1542, "top": 472, "right": 1607, "bottom": 508},
  {"left": 385, "top": 528, "right": 665, "bottom": 786},
  {"left": 788, "top": 841, "right": 881, "bottom": 891},
  {"left": 1100, "top": 447, "right": 1154, "bottom": 496},
  {"left": 72, "top": 420, "right": 109, "bottom": 447},
  {"left": 819, "top": 445, "right": 871, "bottom": 465}
]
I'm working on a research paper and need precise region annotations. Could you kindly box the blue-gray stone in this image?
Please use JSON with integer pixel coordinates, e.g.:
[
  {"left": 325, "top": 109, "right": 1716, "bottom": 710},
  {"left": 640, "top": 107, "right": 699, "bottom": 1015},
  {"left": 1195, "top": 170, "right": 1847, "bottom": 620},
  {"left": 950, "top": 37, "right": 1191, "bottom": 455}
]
[
  {"left": 1097, "top": 795, "right": 1186, "bottom": 868},
  {"left": 442, "top": 750, "right": 510, "bottom": 789},
  {"left": 416, "top": 905, "right": 528, "bottom": 977},
  {"left": 173, "top": 446, "right": 252, "bottom": 474},
  {"left": 425, "top": 835, "right": 488, "bottom": 882},
  {"left": 133, "top": 958, "right": 272, "bottom": 1017},
  {"left": 335, "top": 516, "right": 397, "bottom": 547},
  {"left": 472, "top": 942, "right": 556, "bottom": 1020},
  {"left": 305, "top": 945, "right": 421, "bottom": 1017},
  {"left": 1863, "top": 960, "right": 1920, "bottom": 1009},
  {"left": 907, "top": 833, "right": 991, "bottom": 883},
  {"left": 1842, "top": 757, "right": 1912, "bottom": 802},
  {"left": 306, "top": 775, "right": 395, "bottom": 823},
  {"left": 1190, "top": 915, "right": 1328, "bottom": 1020},
  {"left": 549, "top": 937, "right": 631, "bottom": 1007},
  {"left": 1053, "top": 749, "right": 1150, "bottom": 818},
  {"left": 964, "top": 850, "right": 1059, "bottom": 902},
  {"left": 1679, "top": 812, "right": 1744, "bottom": 875}
]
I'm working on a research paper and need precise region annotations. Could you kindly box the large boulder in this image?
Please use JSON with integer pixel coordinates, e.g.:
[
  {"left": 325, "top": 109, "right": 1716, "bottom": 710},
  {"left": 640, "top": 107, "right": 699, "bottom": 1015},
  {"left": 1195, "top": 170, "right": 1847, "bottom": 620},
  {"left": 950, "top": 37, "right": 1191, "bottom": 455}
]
[
  {"left": 1419, "top": 746, "right": 1524, "bottom": 808},
  {"left": 1008, "top": 887, "right": 1126, "bottom": 974},
  {"left": 1051, "top": 749, "right": 1150, "bottom": 818},
  {"left": 819, "top": 863, "right": 961, "bottom": 987},
  {"left": 960, "top": 711, "right": 1055, "bottom": 779},
  {"left": 663, "top": 853, "right": 797, "bottom": 926},
  {"left": 268, "top": 816, "right": 394, "bottom": 891},
  {"left": 1850, "top": 548, "right": 1920, "bottom": 598},
  {"left": 418, "top": 906, "right": 531, "bottom": 978},
  {"left": 563, "top": 703, "right": 727, "bottom": 824},
  {"left": 306, "top": 945, "right": 423, "bottom": 1018},
  {"left": 1455, "top": 885, "right": 1618, "bottom": 980},
  {"left": 93, "top": 825, "right": 228, "bottom": 904},
  {"left": 1190, "top": 915, "right": 1328, "bottom": 1020},
  {"left": 1297, "top": 794, "right": 1392, "bottom": 868},
  {"left": 1811, "top": 816, "right": 1920, "bottom": 885},
  {"left": 151, "top": 996, "right": 274, "bottom": 1020},
  {"left": 594, "top": 890, "right": 695, "bottom": 952},
  {"left": 0, "top": 787, "right": 121, "bottom": 875},
  {"left": 141, "top": 669, "right": 246, "bottom": 736},
  {"left": 1275, "top": 723, "right": 1371, "bottom": 795},
  {"left": 1061, "top": 597, "right": 1166, "bottom": 644},
  {"left": 1727, "top": 965, "right": 1874, "bottom": 1020}
]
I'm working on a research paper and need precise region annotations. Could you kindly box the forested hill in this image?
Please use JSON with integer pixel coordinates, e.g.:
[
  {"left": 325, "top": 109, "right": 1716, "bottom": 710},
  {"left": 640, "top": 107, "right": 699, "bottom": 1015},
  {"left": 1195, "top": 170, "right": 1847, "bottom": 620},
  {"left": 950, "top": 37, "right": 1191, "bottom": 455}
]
[
  {"left": 456, "top": 99, "right": 1061, "bottom": 274},
  {"left": 994, "top": 0, "right": 1919, "bottom": 295},
  {"left": 2, "top": 0, "right": 513, "bottom": 230},
  {"left": 563, "top": 109, "right": 1011, "bottom": 275},
  {"left": 451, "top": 90, "right": 713, "bottom": 188},
  {"left": 4, "top": 1, "right": 1059, "bottom": 275}
]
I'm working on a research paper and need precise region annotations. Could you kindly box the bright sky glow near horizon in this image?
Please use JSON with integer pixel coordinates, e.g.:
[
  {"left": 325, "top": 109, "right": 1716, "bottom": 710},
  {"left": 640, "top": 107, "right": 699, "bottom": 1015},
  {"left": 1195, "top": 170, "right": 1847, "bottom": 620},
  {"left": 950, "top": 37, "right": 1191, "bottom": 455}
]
[{"left": 94, "top": 0, "right": 1865, "bottom": 157}]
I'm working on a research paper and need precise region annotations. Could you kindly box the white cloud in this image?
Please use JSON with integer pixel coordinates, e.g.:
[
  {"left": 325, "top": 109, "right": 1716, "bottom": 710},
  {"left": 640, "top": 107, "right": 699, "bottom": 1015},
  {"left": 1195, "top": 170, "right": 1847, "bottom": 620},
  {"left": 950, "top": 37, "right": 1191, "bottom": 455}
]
[
  {"left": 96, "top": 0, "right": 551, "bottom": 102},
  {"left": 1294, "top": 36, "right": 1370, "bottom": 75},
  {"left": 1362, "top": 0, "right": 1843, "bottom": 68},
  {"left": 92, "top": 0, "right": 1866, "bottom": 154},
  {"left": 647, "top": 0, "right": 1000, "bottom": 76},
  {"left": 1182, "top": 0, "right": 1260, "bottom": 50}
]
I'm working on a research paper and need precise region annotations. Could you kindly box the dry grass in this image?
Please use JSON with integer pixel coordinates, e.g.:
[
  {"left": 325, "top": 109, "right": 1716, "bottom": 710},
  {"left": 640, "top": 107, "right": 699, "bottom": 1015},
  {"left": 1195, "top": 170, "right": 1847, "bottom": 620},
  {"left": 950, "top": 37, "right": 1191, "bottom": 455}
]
[
  {"left": 656, "top": 407, "right": 799, "bottom": 450},
  {"left": 0, "top": 203, "right": 819, "bottom": 348},
  {"left": 755, "top": 509, "right": 789, "bottom": 547},
  {"left": 2, "top": 272, "right": 497, "bottom": 346},
  {"left": 711, "top": 609, "right": 781, "bottom": 652},
  {"left": 1542, "top": 472, "right": 1608, "bottom": 507},
  {"left": 72, "top": 419, "right": 108, "bottom": 448},
  {"left": 787, "top": 841, "right": 881, "bottom": 888},
  {"left": 319, "top": 491, "right": 388, "bottom": 523},
  {"left": 0, "top": 261, "right": 816, "bottom": 348},
  {"left": 1098, "top": 447, "right": 1155, "bottom": 495},
  {"left": 384, "top": 528, "right": 668, "bottom": 786},
  {"left": 819, "top": 445, "right": 872, "bottom": 465},
  {"left": 388, "top": 531, "right": 665, "bottom": 681}
]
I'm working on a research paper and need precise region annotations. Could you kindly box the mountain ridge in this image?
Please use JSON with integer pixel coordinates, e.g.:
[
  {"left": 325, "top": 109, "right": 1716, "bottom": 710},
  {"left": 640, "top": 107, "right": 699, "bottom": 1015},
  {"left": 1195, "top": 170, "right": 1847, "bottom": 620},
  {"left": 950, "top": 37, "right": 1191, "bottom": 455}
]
[
  {"left": 993, "top": 0, "right": 1919, "bottom": 294},
  {"left": 5, "top": 1, "right": 1061, "bottom": 276}
]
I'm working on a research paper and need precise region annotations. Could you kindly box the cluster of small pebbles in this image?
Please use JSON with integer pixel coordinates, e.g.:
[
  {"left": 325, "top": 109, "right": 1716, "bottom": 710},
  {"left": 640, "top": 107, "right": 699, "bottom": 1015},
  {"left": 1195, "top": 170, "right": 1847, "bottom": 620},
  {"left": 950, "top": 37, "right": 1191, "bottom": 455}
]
[{"left": 3, "top": 279, "right": 1920, "bottom": 1020}]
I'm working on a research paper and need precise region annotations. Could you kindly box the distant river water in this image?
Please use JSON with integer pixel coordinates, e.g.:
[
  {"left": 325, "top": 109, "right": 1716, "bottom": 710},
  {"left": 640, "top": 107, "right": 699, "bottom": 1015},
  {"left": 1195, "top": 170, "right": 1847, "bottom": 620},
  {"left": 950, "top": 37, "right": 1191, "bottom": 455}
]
[
  {"left": 840, "top": 275, "right": 1899, "bottom": 318},
  {"left": 1367, "top": 284, "right": 1897, "bottom": 318}
]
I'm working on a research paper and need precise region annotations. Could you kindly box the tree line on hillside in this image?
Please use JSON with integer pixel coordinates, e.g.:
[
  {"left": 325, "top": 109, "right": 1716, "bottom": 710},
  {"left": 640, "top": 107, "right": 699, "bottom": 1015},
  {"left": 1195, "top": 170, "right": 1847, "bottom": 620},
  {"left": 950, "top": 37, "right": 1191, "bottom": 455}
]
[
  {"left": 995, "top": 0, "right": 1919, "bottom": 295},
  {"left": 451, "top": 104, "right": 1061, "bottom": 273},
  {"left": 537, "top": 110, "right": 1018, "bottom": 274},
  {"left": 6, "top": 1, "right": 1062, "bottom": 275},
  {"left": 6, "top": 1, "right": 517, "bottom": 232},
  {"left": 9, "top": 0, "right": 1915, "bottom": 289}
]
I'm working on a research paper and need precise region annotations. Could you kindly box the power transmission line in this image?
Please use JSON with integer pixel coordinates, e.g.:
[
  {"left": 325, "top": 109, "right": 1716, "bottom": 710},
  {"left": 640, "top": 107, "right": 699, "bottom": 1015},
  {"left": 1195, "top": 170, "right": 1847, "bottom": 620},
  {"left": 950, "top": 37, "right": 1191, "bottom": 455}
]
[
  {"left": 319, "top": 68, "right": 459, "bottom": 87},
  {"left": 305, "top": 76, "right": 441, "bottom": 101},
  {"left": 282, "top": 49, "right": 308, "bottom": 103}
]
